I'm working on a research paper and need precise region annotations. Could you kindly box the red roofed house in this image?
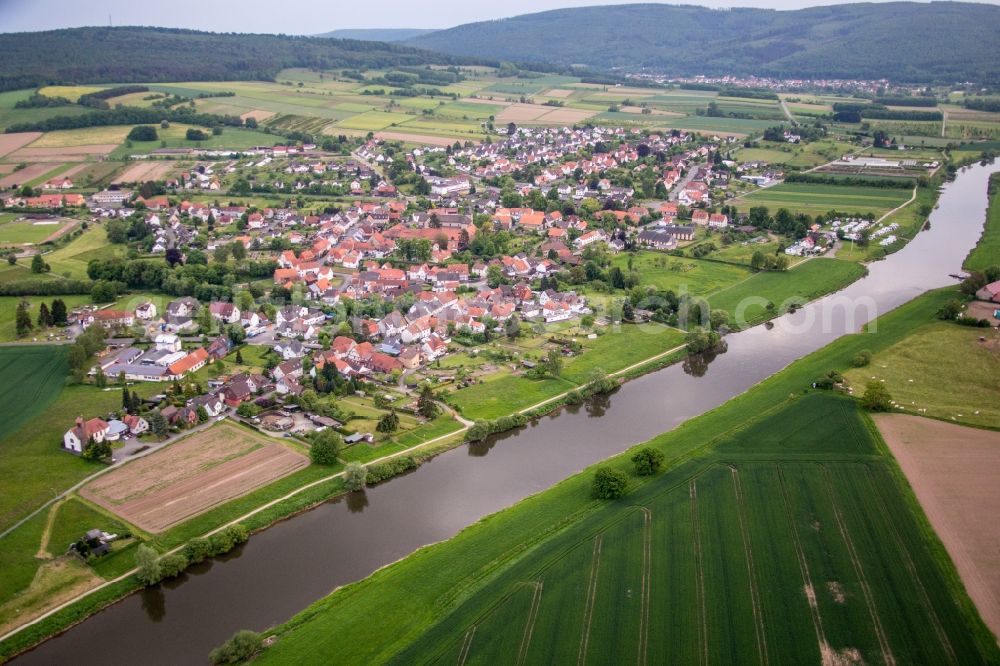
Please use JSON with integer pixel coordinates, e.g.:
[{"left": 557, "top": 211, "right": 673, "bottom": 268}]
[
  {"left": 167, "top": 348, "right": 209, "bottom": 378},
  {"left": 63, "top": 416, "right": 109, "bottom": 453}
]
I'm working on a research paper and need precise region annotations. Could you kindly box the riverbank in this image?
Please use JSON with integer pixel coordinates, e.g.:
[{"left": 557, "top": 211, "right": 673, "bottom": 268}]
[{"left": 252, "top": 287, "right": 999, "bottom": 665}]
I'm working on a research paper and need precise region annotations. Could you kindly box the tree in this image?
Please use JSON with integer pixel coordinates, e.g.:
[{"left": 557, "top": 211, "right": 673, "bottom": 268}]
[
  {"left": 148, "top": 410, "right": 168, "bottom": 437},
  {"left": 209, "top": 630, "right": 263, "bottom": 665},
  {"left": 486, "top": 264, "right": 506, "bottom": 288},
  {"left": 36, "top": 302, "right": 52, "bottom": 328},
  {"left": 30, "top": 254, "right": 46, "bottom": 274},
  {"left": 417, "top": 384, "right": 439, "bottom": 419},
  {"left": 135, "top": 544, "right": 161, "bottom": 586},
  {"left": 6, "top": 253, "right": 15, "bottom": 266},
  {"left": 750, "top": 250, "right": 766, "bottom": 271},
  {"left": 122, "top": 386, "right": 131, "bottom": 412},
  {"left": 310, "top": 429, "right": 342, "bottom": 465},
  {"left": 344, "top": 462, "right": 367, "bottom": 491},
  {"left": 91, "top": 280, "right": 119, "bottom": 303},
  {"left": 544, "top": 349, "right": 563, "bottom": 378},
  {"left": 15, "top": 300, "right": 32, "bottom": 337},
  {"left": 377, "top": 410, "right": 399, "bottom": 434},
  {"left": 51, "top": 298, "right": 67, "bottom": 326},
  {"left": 631, "top": 447, "right": 665, "bottom": 476},
  {"left": 226, "top": 324, "right": 246, "bottom": 345},
  {"left": 685, "top": 327, "right": 721, "bottom": 354},
  {"left": 504, "top": 315, "right": 521, "bottom": 340},
  {"left": 235, "top": 348, "right": 244, "bottom": 364},
  {"left": 592, "top": 467, "right": 629, "bottom": 499},
  {"left": 95, "top": 367, "right": 107, "bottom": 388},
  {"left": 196, "top": 406, "right": 209, "bottom": 423},
  {"left": 861, "top": 381, "right": 893, "bottom": 411}
]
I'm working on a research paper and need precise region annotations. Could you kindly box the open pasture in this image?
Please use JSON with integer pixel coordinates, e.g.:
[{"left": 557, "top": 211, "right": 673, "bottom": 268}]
[
  {"left": 80, "top": 422, "right": 308, "bottom": 533},
  {"left": 390, "top": 394, "right": 989, "bottom": 665},
  {"left": 734, "top": 182, "right": 911, "bottom": 217},
  {"left": 843, "top": 322, "right": 1000, "bottom": 429},
  {"left": 709, "top": 258, "right": 865, "bottom": 327}
]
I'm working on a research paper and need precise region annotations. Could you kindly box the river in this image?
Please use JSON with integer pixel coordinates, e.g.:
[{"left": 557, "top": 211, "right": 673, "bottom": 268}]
[{"left": 14, "top": 162, "right": 998, "bottom": 665}]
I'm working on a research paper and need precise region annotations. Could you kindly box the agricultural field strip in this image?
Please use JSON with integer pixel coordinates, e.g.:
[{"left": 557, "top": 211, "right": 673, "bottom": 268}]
[
  {"left": 440, "top": 456, "right": 959, "bottom": 663},
  {"left": 820, "top": 466, "right": 895, "bottom": 665}
]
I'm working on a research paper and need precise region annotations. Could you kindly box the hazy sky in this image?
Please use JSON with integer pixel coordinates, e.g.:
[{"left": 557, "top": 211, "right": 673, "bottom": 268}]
[{"left": 2, "top": 0, "right": 995, "bottom": 34}]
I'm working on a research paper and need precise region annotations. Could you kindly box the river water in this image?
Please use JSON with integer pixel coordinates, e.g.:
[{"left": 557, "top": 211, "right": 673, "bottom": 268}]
[{"left": 15, "top": 162, "right": 998, "bottom": 665}]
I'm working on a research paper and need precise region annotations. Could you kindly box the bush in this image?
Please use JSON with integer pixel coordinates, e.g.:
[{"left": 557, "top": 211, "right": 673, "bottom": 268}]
[
  {"left": 365, "top": 456, "right": 419, "bottom": 485},
  {"left": 183, "top": 537, "right": 214, "bottom": 564},
  {"left": 186, "top": 128, "right": 209, "bottom": 141},
  {"left": 861, "top": 381, "right": 893, "bottom": 412},
  {"left": 592, "top": 467, "right": 629, "bottom": 499},
  {"left": 631, "top": 447, "right": 665, "bottom": 476},
  {"left": 209, "top": 630, "right": 263, "bottom": 665},
  {"left": 851, "top": 350, "right": 872, "bottom": 367},
  {"left": 157, "top": 552, "right": 188, "bottom": 580}
]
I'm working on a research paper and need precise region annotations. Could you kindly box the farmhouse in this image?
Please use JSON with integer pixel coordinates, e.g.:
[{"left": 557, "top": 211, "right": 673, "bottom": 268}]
[{"left": 63, "top": 417, "right": 109, "bottom": 454}]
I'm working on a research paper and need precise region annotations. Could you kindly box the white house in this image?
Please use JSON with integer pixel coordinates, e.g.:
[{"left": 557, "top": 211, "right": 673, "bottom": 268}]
[
  {"left": 63, "top": 417, "right": 109, "bottom": 453},
  {"left": 135, "top": 302, "right": 158, "bottom": 320},
  {"left": 154, "top": 333, "right": 182, "bottom": 352}
]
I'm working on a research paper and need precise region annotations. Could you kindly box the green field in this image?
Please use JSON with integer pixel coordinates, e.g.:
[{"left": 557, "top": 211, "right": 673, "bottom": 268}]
[
  {"left": 736, "top": 182, "right": 911, "bottom": 217},
  {"left": 0, "top": 219, "right": 63, "bottom": 245},
  {"left": 448, "top": 324, "right": 685, "bottom": 420},
  {"left": 611, "top": 251, "right": 752, "bottom": 296},
  {"left": 709, "top": 258, "right": 866, "bottom": 327},
  {"left": 965, "top": 175, "right": 1000, "bottom": 272},
  {"left": 253, "top": 289, "right": 998, "bottom": 666},
  {"left": 844, "top": 321, "right": 1000, "bottom": 429}
]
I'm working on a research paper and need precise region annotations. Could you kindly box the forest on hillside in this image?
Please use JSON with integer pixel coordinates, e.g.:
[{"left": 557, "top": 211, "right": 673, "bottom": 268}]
[
  {"left": 407, "top": 2, "right": 1000, "bottom": 84},
  {"left": 0, "top": 27, "right": 487, "bottom": 92}
]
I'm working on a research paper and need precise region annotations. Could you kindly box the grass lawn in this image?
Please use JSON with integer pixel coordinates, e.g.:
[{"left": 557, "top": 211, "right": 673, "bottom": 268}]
[
  {"left": 45, "top": 226, "right": 125, "bottom": 279},
  {"left": 560, "top": 324, "right": 685, "bottom": 383},
  {"left": 699, "top": 238, "right": 782, "bottom": 266},
  {"left": 611, "top": 251, "right": 752, "bottom": 297},
  {"left": 253, "top": 288, "right": 999, "bottom": 666},
  {"left": 46, "top": 497, "right": 132, "bottom": 557},
  {"left": 735, "top": 182, "right": 911, "bottom": 217},
  {"left": 844, "top": 322, "right": 1000, "bottom": 429},
  {"left": 965, "top": 175, "right": 1000, "bottom": 272},
  {"left": 448, "top": 371, "right": 577, "bottom": 421},
  {"left": 709, "top": 258, "right": 866, "bottom": 327}
]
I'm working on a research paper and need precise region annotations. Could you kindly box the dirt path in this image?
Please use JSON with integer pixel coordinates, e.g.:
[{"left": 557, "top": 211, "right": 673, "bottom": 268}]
[
  {"left": 35, "top": 500, "right": 63, "bottom": 560},
  {"left": 875, "top": 414, "right": 1000, "bottom": 644}
]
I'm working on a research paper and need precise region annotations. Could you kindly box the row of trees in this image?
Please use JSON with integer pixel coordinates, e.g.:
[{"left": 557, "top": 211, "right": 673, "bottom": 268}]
[{"left": 13, "top": 297, "right": 69, "bottom": 336}]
